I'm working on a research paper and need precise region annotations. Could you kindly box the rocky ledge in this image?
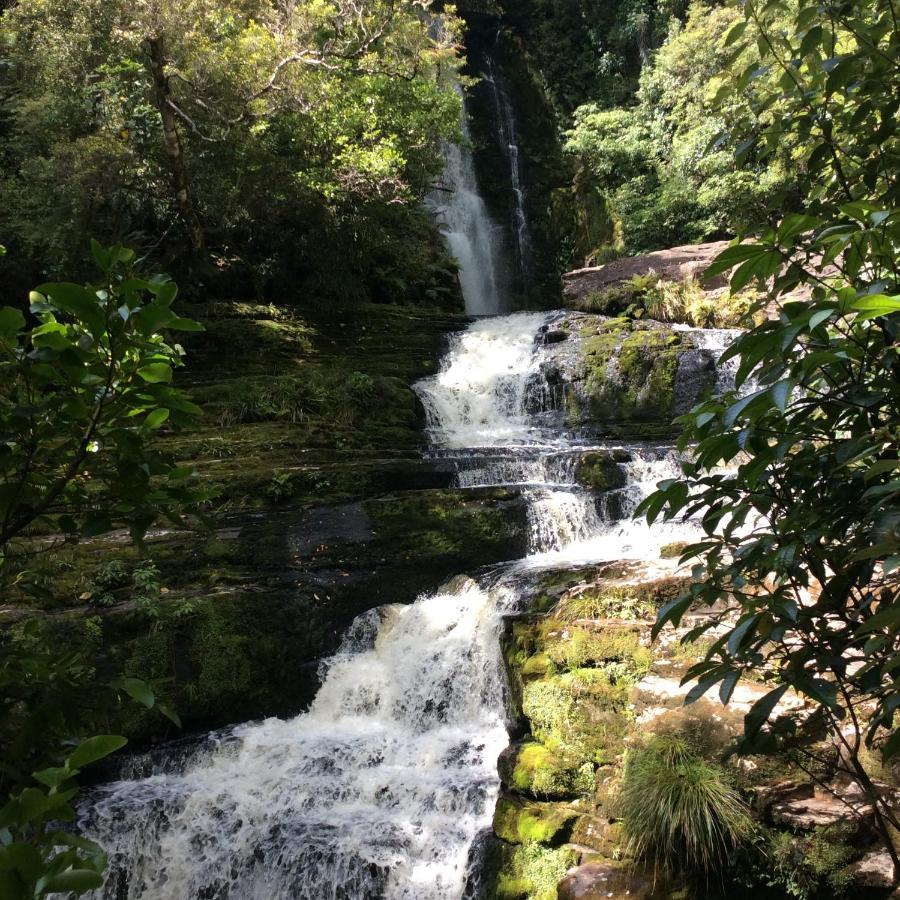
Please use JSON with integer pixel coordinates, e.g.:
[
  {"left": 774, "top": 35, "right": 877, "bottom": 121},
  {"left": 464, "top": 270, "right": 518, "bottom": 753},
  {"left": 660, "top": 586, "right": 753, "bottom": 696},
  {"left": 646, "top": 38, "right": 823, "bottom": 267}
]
[
  {"left": 483, "top": 559, "right": 900, "bottom": 900},
  {"left": 562, "top": 242, "right": 729, "bottom": 305}
]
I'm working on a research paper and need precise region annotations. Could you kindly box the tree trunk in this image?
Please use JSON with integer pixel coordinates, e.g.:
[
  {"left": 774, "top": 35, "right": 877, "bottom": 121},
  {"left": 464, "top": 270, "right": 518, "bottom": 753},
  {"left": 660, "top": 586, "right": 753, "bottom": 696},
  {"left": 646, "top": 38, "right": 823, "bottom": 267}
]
[{"left": 146, "top": 36, "right": 205, "bottom": 254}]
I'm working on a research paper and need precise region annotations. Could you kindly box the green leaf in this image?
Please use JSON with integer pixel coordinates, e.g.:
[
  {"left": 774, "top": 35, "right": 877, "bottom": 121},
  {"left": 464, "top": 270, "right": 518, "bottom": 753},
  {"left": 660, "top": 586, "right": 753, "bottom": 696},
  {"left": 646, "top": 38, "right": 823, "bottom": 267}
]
[
  {"left": 65, "top": 735, "right": 127, "bottom": 771},
  {"left": 856, "top": 605, "right": 900, "bottom": 635},
  {"left": 727, "top": 614, "right": 760, "bottom": 655},
  {"left": 137, "top": 363, "right": 174, "bottom": 384},
  {"left": 167, "top": 316, "right": 205, "bottom": 332},
  {"left": 151, "top": 281, "right": 178, "bottom": 306},
  {"left": 770, "top": 379, "right": 794, "bottom": 412},
  {"left": 144, "top": 408, "right": 170, "bottom": 429},
  {"left": 744, "top": 684, "right": 789, "bottom": 738},
  {"left": 851, "top": 294, "right": 900, "bottom": 321},
  {"left": 719, "top": 670, "right": 741, "bottom": 705},
  {"left": 136, "top": 304, "right": 175, "bottom": 335},
  {"left": 0, "top": 306, "right": 26, "bottom": 341},
  {"left": 652, "top": 595, "right": 693, "bottom": 639},
  {"left": 91, "top": 239, "right": 113, "bottom": 272},
  {"left": 111, "top": 677, "right": 155, "bottom": 708},
  {"left": 157, "top": 702, "right": 182, "bottom": 728},
  {"left": 33, "top": 767, "right": 72, "bottom": 790},
  {"left": 36, "top": 283, "right": 105, "bottom": 337},
  {"left": 42, "top": 869, "right": 105, "bottom": 893}
]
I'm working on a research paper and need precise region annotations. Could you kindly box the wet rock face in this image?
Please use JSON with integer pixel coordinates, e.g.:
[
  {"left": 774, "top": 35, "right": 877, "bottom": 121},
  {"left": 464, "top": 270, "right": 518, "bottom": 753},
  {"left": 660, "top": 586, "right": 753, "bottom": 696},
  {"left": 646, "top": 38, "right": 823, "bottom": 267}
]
[
  {"left": 13, "top": 487, "right": 530, "bottom": 748},
  {"left": 557, "top": 863, "right": 656, "bottom": 900},
  {"left": 539, "top": 314, "right": 717, "bottom": 435}
]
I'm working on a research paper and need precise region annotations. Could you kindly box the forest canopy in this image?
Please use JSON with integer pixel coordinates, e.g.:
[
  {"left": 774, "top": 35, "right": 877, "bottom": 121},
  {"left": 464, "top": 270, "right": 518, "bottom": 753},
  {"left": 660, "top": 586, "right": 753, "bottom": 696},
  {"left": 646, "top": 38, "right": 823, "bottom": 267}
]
[{"left": 0, "top": 0, "right": 463, "bottom": 302}]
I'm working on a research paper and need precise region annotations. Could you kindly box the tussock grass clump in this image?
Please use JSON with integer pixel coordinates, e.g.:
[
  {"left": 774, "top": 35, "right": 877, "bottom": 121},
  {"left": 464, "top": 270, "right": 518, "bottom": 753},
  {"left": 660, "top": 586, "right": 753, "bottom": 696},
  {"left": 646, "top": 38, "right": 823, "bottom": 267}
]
[{"left": 619, "top": 736, "right": 753, "bottom": 876}]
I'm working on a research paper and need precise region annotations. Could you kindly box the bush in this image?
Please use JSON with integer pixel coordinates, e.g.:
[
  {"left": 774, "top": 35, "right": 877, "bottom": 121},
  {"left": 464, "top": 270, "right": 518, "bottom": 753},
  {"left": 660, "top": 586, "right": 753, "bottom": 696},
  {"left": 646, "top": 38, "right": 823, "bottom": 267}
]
[{"left": 619, "top": 735, "right": 753, "bottom": 875}]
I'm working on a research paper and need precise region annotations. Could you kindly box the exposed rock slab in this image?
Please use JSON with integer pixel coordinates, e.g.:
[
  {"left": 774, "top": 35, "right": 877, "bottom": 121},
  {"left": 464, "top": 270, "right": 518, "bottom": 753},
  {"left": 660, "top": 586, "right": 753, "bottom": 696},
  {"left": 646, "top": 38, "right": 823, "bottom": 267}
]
[{"left": 562, "top": 241, "right": 730, "bottom": 303}]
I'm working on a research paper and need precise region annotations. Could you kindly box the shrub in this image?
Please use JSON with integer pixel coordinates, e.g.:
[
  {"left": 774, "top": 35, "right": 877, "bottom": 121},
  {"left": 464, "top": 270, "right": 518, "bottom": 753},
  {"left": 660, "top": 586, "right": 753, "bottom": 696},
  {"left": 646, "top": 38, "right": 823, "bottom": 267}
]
[
  {"left": 619, "top": 736, "right": 753, "bottom": 876},
  {"left": 763, "top": 824, "right": 856, "bottom": 899}
]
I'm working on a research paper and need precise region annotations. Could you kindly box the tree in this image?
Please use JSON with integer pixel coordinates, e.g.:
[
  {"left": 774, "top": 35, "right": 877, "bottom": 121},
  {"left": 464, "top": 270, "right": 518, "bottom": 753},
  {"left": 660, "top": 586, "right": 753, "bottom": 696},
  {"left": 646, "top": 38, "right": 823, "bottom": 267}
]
[
  {"left": 565, "top": 1, "right": 791, "bottom": 257},
  {"left": 639, "top": 0, "right": 900, "bottom": 880},
  {"left": 0, "top": 245, "right": 199, "bottom": 897},
  {"left": 0, "top": 0, "right": 462, "bottom": 295},
  {"left": 0, "top": 241, "right": 206, "bottom": 588}
]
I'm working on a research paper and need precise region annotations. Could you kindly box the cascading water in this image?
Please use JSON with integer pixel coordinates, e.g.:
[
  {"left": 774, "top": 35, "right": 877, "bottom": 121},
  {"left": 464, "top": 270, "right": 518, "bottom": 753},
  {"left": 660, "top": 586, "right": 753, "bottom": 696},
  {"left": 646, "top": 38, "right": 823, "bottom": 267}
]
[
  {"left": 82, "top": 581, "right": 511, "bottom": 900},
  {"left": 429, "top": 87, "right": 507, "bottom": 317},
  {"left": 484, "top": 58, "right": 531, "bottom": 284},
  {"left": 79, "top": 303, "right": 739, "bottom": 898}
]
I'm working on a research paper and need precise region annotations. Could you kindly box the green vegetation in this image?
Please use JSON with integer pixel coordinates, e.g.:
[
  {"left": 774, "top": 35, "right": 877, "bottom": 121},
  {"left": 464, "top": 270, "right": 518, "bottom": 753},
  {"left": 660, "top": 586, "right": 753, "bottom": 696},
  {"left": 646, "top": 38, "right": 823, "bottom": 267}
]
[
  {"left": 619, "top": 735, "right": 753, "bottom": 876},
  {"left": 0, "top": 0, "right": 463, "bottom": 305},
  {"left": 641, "top": 0, "right": 900, "bottom": 884},
  {"left": 575, "top": 274, "right": 756, "bottom": 327},
  {"left": 495, "top": 844, "right": 579, "bottom": 900},
  {"left": 565, "top": 1, "right": 789, "bottom": 259},
  {"left": 0, "top": 254, "right": 199, "bottom": 896}
]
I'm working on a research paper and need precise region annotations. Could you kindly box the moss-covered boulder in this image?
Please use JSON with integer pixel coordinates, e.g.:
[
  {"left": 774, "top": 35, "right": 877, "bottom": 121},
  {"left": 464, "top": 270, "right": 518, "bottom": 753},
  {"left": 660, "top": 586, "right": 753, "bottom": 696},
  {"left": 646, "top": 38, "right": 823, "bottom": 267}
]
[
  {"left": 493, "top": 794, "right": 579, "bottom": 846},
  {"left": 541, "top": 314, "right": 717, "bottom": 435},
  {"left": 499, "top": 741, "right": 595, "bottom": 800},
  {"left": 573, "top": 451, "right": 628, "bottom": 492}
]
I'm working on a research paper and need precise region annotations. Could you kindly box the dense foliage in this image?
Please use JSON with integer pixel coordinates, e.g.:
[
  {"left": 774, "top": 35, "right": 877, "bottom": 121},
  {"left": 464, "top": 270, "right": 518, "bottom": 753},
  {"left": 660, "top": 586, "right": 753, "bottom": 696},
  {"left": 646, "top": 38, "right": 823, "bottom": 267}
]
[
  {"left": 640, "top": 0, "right": 900, "bottom": 878},
  {"left": 0, "top": 249, "right": 201, "bottom": 896},
  {"left": 565, "top": 1, "right": 793, "bottom": 257},
  {"left": 0, "top": 244, "right": 205, "bottom": 590},
  {"left": 501, "top": 0, "right": 691, "bottom": 114},
  {"left": 0, "top": 0, "right": 462, "bottom": 303},
  {"left": 620, "top": 735, "right": 752, "bottom": 876}
]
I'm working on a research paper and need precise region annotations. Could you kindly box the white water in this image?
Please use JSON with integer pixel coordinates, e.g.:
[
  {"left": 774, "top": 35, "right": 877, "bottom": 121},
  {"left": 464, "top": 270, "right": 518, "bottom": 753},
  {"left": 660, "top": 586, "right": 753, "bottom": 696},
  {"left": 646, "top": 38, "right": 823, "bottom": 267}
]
[
  {"left": 82, "top": 582, "right": 510, "bottom": 900},
  {"left": 429, "top": 86, "right": 506, "bottom": 317},
  {"left": 80, "top": 309, "right": 739, "bottom": 898},
  {"left": 485, "top": 59, "right": 531, "bottom": 283}
]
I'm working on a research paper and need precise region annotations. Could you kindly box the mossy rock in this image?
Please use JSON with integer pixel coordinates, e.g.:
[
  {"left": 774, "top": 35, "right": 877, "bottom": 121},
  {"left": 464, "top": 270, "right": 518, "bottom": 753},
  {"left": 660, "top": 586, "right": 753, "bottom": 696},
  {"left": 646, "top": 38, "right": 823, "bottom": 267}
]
[
  {"left": 574, "top": 451, "right": 628, "bottom": 492},
  {"left": 493, "top": 794, "right": 578, "bottom": 846},
  {"left": 498, "top": 740, "right": 596, "bottom": 799},
  {"left": 544, "top": 316, "right": 715, "bottom": 430},
  {"left": 569, "top": 815, "right": 624, "bottom": 855},
  {"left": 489, "top": 842, "right": 580, "bottom": 900}
]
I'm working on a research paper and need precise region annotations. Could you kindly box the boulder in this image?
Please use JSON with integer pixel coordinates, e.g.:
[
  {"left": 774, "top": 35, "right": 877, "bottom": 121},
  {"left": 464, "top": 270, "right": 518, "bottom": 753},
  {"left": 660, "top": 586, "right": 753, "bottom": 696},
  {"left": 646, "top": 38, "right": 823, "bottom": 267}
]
[
  {"left": 849, "top": 848, "right": 896, "bottom": 890},
  {"left": 493, "top": 794, "right": 579, "bottom": 846},
  {"left": 562, "top": 241, "right": 730, "bottom": 304},
  {"left": 770, "top": 791, "right": 873, "bottom": 831}
]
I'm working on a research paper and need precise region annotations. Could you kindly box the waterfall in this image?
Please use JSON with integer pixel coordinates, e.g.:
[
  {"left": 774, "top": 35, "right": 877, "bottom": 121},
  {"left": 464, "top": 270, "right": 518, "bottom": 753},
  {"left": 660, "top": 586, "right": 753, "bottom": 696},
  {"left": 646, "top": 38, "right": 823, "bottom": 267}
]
[
  {"left": 484, "top": 58, "right": 532, "bottom": 284},
  {"left": 429, "top": 86, "right": 507, "bottom": 317},
  {"left": 80, "top": 310, "right": 736, "bottom": 898},
  {"left": 81, "top": 583, "right": 511, "bottom": 900}
]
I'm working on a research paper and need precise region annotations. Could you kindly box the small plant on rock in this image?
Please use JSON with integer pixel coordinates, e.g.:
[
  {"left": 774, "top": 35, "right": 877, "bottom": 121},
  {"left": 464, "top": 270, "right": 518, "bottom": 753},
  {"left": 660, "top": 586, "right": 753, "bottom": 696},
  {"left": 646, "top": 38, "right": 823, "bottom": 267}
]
[{"left": 619, "top": 735, "right": 753, "bottom": 877}]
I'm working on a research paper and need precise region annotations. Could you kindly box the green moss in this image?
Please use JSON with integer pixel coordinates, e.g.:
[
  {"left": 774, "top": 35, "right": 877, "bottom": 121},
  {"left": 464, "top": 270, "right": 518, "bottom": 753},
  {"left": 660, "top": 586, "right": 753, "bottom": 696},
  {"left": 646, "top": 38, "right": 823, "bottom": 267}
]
[
  {"left": 502, "top": 741, "right": 596, "bottom": 799},
  {"left": 494, "top": 795, "right": 578, "bottom": 846},
  {"left": 521, "top": 672, "right": 632, "bottom": 763},
  {"left": 574, "top": 320, "right": 687, "bottom": 426},
  {"left": 496, "top": 845, "right": 579, "bottom": 900},
  {"left": 543, "top": 626, "right": 651, "bottom": 677},
  {"left": 574, "top": 451, "right": 626, "bottom": 491},
  {"left": 522, "top": 653, "right": 556, "bottom": 678}
]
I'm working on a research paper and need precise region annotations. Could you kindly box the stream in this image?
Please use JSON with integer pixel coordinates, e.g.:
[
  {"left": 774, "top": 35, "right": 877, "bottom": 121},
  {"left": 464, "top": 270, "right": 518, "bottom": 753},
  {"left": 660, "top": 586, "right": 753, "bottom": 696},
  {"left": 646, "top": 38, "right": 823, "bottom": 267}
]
[{"left": 79, "top": 311, "right": 733, "bottom": 900}]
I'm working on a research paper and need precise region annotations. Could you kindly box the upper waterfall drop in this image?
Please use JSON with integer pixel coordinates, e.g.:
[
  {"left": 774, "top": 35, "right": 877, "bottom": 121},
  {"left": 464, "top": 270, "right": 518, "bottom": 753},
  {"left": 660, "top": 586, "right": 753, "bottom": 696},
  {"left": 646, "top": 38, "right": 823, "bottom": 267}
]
[{"left": 430, "top": 86, "right": 507, "bottom": 317}]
